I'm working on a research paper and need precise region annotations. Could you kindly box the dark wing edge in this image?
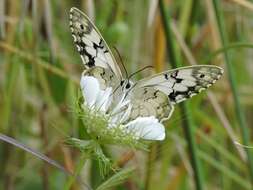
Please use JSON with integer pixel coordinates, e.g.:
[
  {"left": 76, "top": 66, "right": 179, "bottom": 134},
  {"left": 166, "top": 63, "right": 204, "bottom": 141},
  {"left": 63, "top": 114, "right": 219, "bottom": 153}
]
[
  {"left": 132, "top": 65, "right": 224, "bottom": 104},
  {"left": 69, "top": 7, "right": 122, "bottom": 78}
]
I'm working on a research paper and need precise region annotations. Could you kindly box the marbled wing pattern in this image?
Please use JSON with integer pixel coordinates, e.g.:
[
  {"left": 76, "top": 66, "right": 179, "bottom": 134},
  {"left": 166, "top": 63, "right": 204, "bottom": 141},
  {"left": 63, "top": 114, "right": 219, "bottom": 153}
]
[
  {"left": 70, "top": 8, "right": 224, "bottom": 124},
  {"left": 82, "top": 66, "right": 119, "bottom": 91},
  {"left": 69, "top": 7, "right": 122, "bottom": 78},
  {"left": 128, "top": 86, "right": 174, "bottom": 122},
  {"left": 125, "top": 65, "right": 223, "bottom": 122}
]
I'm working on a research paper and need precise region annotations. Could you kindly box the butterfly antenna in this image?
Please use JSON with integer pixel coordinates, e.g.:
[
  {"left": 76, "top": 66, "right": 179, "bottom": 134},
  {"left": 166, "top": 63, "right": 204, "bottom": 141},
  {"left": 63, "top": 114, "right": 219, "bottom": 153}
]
[
  {"left": 128, "top": 65, "right": 154, "bottom": 79},
  {"left": 113, "top": 46, "right": 128, "bottom": 79}
]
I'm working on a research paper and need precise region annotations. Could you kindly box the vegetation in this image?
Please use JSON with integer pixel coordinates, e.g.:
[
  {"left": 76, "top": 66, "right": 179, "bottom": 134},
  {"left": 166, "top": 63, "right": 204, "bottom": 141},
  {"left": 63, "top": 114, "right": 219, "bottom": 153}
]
[{"left": 0, "top": 0, "right": 253, "bottom": 189}]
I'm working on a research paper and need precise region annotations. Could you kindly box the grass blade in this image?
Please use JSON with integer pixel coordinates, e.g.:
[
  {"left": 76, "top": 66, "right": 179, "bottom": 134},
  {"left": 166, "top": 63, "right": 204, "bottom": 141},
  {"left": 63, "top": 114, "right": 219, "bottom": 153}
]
[
  {"left": 0, "top": 133, "right": 70, "bottom": 175},
  {"left": 212, "top": 0, "right": 253, "bottom": 186},
  {"left": 159, "top": 1, "right": 204, "bottom": 189}
]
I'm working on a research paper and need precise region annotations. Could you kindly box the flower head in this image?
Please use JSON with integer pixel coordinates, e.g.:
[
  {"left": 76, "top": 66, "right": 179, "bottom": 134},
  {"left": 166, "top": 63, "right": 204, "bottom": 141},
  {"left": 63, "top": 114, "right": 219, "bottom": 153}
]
[{"left": 79, "top": 75, "right": 165, "bottom": 146}]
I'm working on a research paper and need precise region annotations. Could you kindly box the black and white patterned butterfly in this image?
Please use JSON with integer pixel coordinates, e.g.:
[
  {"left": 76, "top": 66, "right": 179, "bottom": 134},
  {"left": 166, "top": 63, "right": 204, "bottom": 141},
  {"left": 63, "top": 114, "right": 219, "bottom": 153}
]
[{"left": 69, "top": 7, "right": 223, "bottom": 140}]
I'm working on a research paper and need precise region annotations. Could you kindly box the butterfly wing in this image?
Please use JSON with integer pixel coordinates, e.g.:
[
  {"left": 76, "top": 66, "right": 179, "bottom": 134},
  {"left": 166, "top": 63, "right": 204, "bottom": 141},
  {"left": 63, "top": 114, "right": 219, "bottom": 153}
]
[
  {"left": 82, "top": 66, "right": 120, "bottom": 91},
  {"left": 128, "top": 86, "right": 174, "bottom": 122},
  {"left": 126, "top": 65, "right": 223, "bottom": 122},
  {"left": 69, "top": 7, "right": 122, "bottom": 79}
]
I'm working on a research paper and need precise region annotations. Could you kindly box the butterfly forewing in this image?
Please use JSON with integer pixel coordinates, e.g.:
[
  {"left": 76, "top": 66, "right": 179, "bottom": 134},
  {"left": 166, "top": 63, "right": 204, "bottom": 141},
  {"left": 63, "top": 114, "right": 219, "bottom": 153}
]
[
  {"left": 134, "top": 65, "right": 223, "bottom": 104},
  {"left": 69, "top": 7, "right": 122, "bottom": 79},
  {"left": 124, "top": 65, "right": 223, "bottom": 122},
  {"left": 82, "top": 66, "right": 120, "bottom": 90}
]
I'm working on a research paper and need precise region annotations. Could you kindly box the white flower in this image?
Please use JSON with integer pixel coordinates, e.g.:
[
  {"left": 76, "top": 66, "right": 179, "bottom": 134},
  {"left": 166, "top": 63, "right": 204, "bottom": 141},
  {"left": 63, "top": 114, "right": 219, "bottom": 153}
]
[
  {"left": 80, "top": 76, "right": 112, "bottom": 112},
  {"left": 125, "top": 117, "right": 165, "bottom": 140},
  {"left": 80, "top": 75, "right": 165, "bottom": 141}
]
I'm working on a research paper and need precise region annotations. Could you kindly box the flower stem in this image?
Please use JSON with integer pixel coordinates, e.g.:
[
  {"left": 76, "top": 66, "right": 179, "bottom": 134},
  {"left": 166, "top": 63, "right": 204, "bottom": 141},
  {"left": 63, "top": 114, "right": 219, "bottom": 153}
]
[
  {"left": 159, "top": 1, "right": 204, "bottom": 190},
  {"left": 64, "top": 155, "right": 87, "bottom": 190}
]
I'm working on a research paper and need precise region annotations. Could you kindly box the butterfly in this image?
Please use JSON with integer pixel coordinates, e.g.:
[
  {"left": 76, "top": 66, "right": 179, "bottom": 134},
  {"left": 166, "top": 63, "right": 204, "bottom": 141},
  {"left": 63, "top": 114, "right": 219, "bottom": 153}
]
[{"left": 69, "top": 7, "right": 223, "bottom": 141}]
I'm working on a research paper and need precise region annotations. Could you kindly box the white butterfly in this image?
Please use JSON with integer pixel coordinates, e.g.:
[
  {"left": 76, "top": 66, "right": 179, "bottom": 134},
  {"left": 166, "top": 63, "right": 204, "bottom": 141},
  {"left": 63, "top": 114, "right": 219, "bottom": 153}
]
[{"left": 69, "top": 7, "right": 223, "bottom": 141}]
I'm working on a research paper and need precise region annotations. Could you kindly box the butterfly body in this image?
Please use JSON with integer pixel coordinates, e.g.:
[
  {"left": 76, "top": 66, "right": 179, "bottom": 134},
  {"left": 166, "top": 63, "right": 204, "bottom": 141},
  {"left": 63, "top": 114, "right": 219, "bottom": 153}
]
[{"left": 70, "top": 7, "right": 223, "bottom": 140}]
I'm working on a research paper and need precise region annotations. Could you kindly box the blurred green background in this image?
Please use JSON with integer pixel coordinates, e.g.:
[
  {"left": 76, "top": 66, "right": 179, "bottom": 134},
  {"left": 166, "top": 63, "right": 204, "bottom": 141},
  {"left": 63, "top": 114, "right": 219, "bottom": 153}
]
[{"left": 1, "top": 0, "right": 253, "bottom": 189}]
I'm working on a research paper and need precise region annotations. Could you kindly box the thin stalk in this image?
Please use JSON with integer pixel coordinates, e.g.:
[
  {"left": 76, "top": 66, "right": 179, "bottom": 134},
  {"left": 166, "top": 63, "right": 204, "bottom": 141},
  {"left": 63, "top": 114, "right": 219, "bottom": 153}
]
[
  {"left": 144, "top": 144, "right": 157, "bottom": 190},
  {"left": 39, "top": 105, "right": 49, "bottom": 190},
  {"left": 0, "top": 0, "right": 5, "bottom": 39},
  {"left": 180, "top": 103, "right": 203, "bottom": 190},
  {"left": 0, "top": 42, "right": 79, "bottom": 85},
  {"left": 159, "top": 1, "right": 204, "bottom": 190},
  {"left": 174, "top": 134, "right": 252, "bottom": 189},
  {"left": 212, "top": 0, "right": 253, "bottom": 186},
  {"left": 186, "top": 0, "right": 200, "bottom": 42},
  {"left": 0, "top": 133, "right": 71, "bottom": 175},
  {"left": 159, "top": 0, "right": 177, "bottom": 68},
  {"left": 198, "top": 150, "right": 251, "bottom": 190},
  {"left": 203, "top": 42, "right": 253, "bottom": 64},
  {"left": 178, "top": 0, "right": 193, "bottom": 37},
  {"left": 64, "top": 155, "right": 87, "bottom": 190}
]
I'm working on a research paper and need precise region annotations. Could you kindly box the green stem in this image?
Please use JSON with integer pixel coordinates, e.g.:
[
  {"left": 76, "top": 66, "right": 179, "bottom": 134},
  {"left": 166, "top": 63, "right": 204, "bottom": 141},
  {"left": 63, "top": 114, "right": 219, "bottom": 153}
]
[
  {"left": 198, "top": 150, "right": 251, "bottom": 190},
  {"left": 186, "top": 0, "right": 200, "bottom": 42},
  {"left": 159, "top": 1, "right": 204, "bottom": 190},
  {"left": 178, "top": 0, "right": 193, "bottom": 38},
  {"left": 159, "top": 0, "right": 177, "bottom": 68},
  {"left": 204, "top": 42, "right": 253, "bottom": 64},
  {"left": 64, "top": 155, "right": 87, "bottom": 190},
  {"left": 144, "top": 144, "right": 157, "bottom": 190},
  {"left": 180, "top": 103, "right": 204, "bottom": 190},
  {"left": 212, "top": 0, "right": 253, "bottom": 187}
]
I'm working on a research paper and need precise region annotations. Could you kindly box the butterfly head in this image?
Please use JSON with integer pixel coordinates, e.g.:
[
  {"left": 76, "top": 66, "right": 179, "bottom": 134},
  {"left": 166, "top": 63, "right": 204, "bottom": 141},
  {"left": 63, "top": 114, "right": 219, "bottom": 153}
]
[{"left": 120, "top": 80, "right": 133, "bottom": 92}]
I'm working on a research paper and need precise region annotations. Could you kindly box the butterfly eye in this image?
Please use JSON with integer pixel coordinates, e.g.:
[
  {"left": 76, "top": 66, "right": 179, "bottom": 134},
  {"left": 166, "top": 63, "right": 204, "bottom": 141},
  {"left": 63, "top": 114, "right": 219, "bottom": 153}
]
[
  {"left": 126, "top": 83, "right": 131, "bottom": 89},
  {"left": 120, "top": 81, "right": 124, "bottom": 86},
  {"left": 199, "top": 74, "right": 205, "bottom": 78},
  {"left": 80, "top": 24, "right": 84, "bottom": 30}
]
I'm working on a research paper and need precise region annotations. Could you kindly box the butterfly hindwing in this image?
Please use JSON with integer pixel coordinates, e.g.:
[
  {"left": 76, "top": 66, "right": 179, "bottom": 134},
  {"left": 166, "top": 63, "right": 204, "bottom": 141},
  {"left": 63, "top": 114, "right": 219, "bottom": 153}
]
[
  {"left": 69, "top": 7, "right": 122, "bottom": 78},
  {"left": 82, "top": 66, "right": 125, "bottom": 108},
  {"left": 128, "top": 86, "right": 174, "bottom": 122}
]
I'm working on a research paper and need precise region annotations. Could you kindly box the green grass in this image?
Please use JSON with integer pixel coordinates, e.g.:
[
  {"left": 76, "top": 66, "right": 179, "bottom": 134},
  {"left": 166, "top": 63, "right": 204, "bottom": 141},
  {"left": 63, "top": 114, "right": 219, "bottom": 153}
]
[
  {"left": 1, "top": 0, "right": 253, "bottom": 190},
  {"left": 159, "top": 1, "right": 204, "bottom": 189},
  {"left": 212, "top": 0, "right": 253, "bottom": 186}
]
